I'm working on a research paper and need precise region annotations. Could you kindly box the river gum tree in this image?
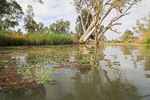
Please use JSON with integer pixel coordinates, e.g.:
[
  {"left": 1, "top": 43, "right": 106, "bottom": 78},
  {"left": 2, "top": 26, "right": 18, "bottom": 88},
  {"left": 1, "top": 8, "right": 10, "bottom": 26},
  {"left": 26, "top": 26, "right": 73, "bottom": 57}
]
[{"left": 73, "top": 0, "right": 142, "bottom": 44}]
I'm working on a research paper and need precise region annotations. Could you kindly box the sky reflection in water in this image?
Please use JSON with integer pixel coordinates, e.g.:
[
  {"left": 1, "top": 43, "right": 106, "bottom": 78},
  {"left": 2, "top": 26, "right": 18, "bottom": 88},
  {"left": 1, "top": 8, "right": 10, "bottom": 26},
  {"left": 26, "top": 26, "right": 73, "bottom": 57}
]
[{"left": 0, "top": 44, "right": 150, "bottom": 100}]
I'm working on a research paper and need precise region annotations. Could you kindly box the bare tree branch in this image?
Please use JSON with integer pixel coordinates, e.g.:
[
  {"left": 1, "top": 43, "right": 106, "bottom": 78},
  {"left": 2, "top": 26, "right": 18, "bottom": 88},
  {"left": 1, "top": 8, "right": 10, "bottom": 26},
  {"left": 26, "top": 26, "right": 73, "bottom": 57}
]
[
  {"left": 110, "top": 28, "right": 120, "bottom": 34},
  {"left": 73, "top": 0, "right": 86, "bottom": 33}
]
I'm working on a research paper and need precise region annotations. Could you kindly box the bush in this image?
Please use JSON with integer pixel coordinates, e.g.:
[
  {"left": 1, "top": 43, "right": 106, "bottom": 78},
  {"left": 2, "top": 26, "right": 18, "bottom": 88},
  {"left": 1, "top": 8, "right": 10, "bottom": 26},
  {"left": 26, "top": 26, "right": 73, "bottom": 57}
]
[
  {"left": 142, "top": 37, "right": 150, "bottom": 44},
  {"left": 141, "top": 32, "right": 150, "bottom": 44}
]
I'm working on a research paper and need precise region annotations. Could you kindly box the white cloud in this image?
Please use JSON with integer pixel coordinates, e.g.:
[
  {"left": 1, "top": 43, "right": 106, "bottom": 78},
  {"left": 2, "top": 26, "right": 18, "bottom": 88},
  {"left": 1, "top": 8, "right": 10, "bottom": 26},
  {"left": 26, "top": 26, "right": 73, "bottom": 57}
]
[
  {"left": 16, "top": 0, "right": 77, "bottom": 31},
  {"left": 16, "top": 0, "right": 150, "bottom": 40}
]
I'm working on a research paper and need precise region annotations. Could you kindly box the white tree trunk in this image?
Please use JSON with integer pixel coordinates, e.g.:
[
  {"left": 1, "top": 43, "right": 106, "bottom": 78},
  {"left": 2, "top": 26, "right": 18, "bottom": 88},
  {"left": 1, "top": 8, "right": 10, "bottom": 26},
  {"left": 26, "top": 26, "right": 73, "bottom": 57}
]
[
  {"left": 79, "top": 17, "right": 97, "bottom": 43},
  {"left": 75, "top": 0, "right": 141, "bottom": 44},
  {"left": 83, "top": 27, "right": 95, "bottom": 42}
]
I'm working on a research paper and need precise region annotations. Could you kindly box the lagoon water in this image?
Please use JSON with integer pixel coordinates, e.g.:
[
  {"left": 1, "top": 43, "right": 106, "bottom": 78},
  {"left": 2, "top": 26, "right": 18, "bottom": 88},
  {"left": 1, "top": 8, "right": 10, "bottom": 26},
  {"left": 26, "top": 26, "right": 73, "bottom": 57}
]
[{"left": 0, "top": 44, "right": 150, "bottom": 100}]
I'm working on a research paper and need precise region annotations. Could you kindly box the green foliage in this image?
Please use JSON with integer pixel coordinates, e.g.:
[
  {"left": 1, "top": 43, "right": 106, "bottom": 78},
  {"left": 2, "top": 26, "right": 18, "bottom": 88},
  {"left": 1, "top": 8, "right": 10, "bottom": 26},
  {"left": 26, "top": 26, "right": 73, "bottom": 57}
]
[
  {"left": 142, "top": 37, "right": 150, "bottom": 44},
  {"left": 24, "top": 5, "right": 38, "bottom": 33},
  {"left": 49, "top": 19, "right": 70, "bottom": 34},
  {"left": 112, "top": 0, "right": 126, "bottom": 12},
  {"left": 37, "top": 22, "right": 44, "bottom": 31},
  {"left": 75, "top": 9, "right": 92, "bottom": 38},
  {"left": 17, "top": 63, "right": 53, "bottom": 85},
  {"left": 122, "top": 29, "right": 133, "bottom": 41},
  {"left": 78, "top": 56, "right": 91, "bottom": 67},
  {"left": 133, "top": 13, "right": 150, "bottom": 44},
  {"left": 36, "top": 76, "right": 51, "bottom": 84},
  {"left": 0, "top": 0, "right": 23, "bottom": 33},
  {"left": 140, "top": 32, "right": 150, "bottom": 44},
  {"left": 92, "top": 0, "right": 103, "bottom": 14},
  {"left": 133, "top": 13, "right": 150, "bottom": 33}
]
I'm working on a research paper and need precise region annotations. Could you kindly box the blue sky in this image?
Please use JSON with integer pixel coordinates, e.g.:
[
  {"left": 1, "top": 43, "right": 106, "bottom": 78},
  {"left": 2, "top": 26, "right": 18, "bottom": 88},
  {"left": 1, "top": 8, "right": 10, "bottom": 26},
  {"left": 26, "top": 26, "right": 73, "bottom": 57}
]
[{"left": 16, "top": 0, "right": 150, "bottom": 40}]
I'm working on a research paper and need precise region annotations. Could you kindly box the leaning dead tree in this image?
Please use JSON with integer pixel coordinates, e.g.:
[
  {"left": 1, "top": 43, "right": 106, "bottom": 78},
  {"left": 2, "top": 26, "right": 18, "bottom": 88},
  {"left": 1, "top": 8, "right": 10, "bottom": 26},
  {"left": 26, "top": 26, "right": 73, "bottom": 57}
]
[{"left": 73, "top": 0, "right": 142, "bottom": 44}]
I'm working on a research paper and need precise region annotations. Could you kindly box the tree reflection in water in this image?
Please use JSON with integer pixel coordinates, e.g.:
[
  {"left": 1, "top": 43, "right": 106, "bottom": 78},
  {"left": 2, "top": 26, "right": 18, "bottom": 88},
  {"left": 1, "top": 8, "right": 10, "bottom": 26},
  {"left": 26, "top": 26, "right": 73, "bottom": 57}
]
[
  {"left": 1, "top": 44, "right": 150, "bottom": 100},
  {"left": 141, "top": 45, "right": 150, "bottom": 79},
  {"left": 72, "top": 69, "right": 140, "bottom": 100},
  {"left": 59, "top": 45, "right": 141, "bottom": 100},
  {"left": 0, "top": 86, "right": 46, "bottom": 100}
]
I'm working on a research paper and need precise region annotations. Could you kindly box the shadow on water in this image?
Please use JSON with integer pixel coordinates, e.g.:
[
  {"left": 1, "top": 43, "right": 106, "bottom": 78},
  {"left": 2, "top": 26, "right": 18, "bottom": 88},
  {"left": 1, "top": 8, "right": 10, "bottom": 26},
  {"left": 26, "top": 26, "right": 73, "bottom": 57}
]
[{"left": 0, "top": 44, "right": 150, "bottom": 100}]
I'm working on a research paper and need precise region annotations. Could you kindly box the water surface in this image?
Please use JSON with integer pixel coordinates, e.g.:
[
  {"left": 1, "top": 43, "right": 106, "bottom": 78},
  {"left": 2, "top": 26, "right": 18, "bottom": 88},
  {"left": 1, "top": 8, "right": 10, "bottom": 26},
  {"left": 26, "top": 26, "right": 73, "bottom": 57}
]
[{"left": 0, "top": 44, "right": 150, "bottom": 100}]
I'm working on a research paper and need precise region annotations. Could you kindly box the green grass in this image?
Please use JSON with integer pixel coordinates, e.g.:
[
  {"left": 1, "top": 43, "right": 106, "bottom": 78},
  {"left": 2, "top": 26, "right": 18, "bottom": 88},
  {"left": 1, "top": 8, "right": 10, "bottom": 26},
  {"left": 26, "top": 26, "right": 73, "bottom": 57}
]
[{"left": 0, "top": 32, "right": 73, "bottom": 46}]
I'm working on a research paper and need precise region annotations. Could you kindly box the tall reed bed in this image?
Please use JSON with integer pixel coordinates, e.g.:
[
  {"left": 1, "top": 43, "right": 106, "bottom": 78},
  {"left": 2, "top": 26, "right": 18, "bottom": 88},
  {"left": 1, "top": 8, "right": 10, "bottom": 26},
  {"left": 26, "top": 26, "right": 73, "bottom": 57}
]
[{"left": 0, "top": 32, "right": 73, "bottom": 46}]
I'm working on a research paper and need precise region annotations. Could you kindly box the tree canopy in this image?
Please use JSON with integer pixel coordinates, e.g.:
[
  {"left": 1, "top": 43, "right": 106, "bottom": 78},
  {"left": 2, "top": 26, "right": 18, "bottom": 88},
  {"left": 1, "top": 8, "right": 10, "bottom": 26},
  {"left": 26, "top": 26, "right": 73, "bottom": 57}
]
[
  {"left": 133, "top": 13, "right": 150, "bottom": 44},
  {"left": 0, "top": 0, "right": 23, "bottom": 33},
  {"left": 24, "top": 5, "right": 38, "bottom": 33},
  {"left": 133, "top": 13, "right": 150, "bottom": 34},
  {"left": 49, "top": 19, "right": 70, "bottom": 34},
  {"left": 122, "top": 29, "right": 133, "bottom": 41}
]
